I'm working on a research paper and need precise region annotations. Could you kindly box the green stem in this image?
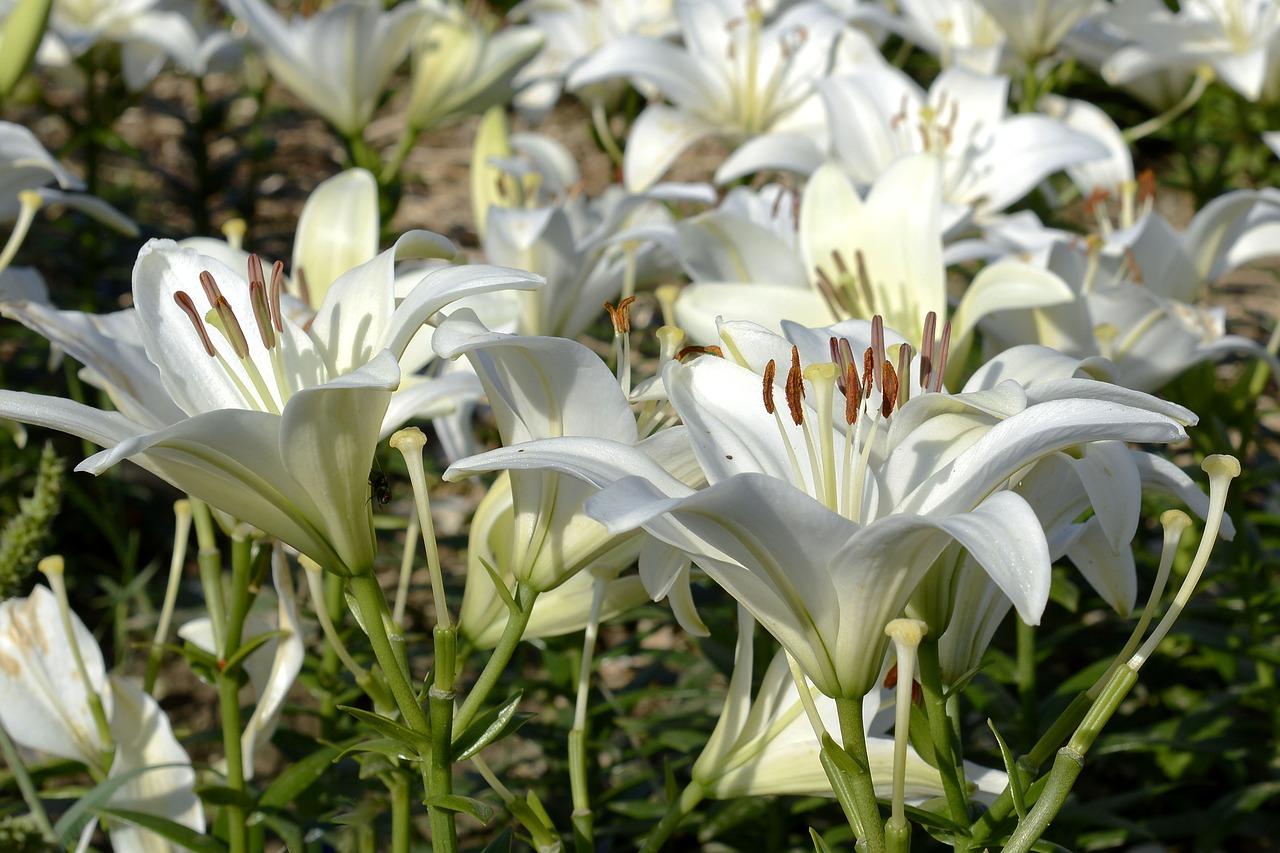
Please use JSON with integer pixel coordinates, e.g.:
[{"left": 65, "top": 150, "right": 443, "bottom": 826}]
[
  {"left": 989, "top": 666, "right": 1140, "bottom": 851},
  {"left": 216, "top": 670, "right": 248, "bottom": 853},
  {"left": 1016, "top": 619, "right": 1037, "bottom": 745},
  {"left": 637, "top": 782, "right": 705, "bottom": 853},
  {"left": 390, "top": 771, "right": 412, "bottom": 853},
  {"left": 917, "top": 639, "right": 970, "bottom": 846},
  {"left": 428, "top": 625, "right": 459, "bottom": 853},
  {"left": 380, "top": 127, "right": 420, "bottom": 187},
  {"left": 452, "top": 584, "right": 540, "bottom": 734},
  {"left": 833, "top": 696, "right": 886, "bottom": 853},
  {"left": 348, "top": 573, "right": 430, "bottom": 734},
  {"left": 0, "top": 718, "right": 56, "bottom": 843}
]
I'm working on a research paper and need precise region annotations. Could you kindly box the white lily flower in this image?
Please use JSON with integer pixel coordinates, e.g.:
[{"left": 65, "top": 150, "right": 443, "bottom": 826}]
[
  {"left": 889, "top": 0, "right": 1007, "bottom": 74},
  {"left": 1, "top": 120, "right": 135, "bottom": 232},
  {"left": 974, "top": 0, "right": 1099, "bottom": 65},
  {"left": 719, "top": 66, "right": 1108, "bottom": 233},
  {"left": 222, "top": 0, "right": 427, "bottom": 137},
  {"left": 567, "top": 0, "right": 880, "bottom": 190},
  {"left": 0, "top": 235, "right": 541, "bottom": 576},
  {"left": 473, "top": 112, "right": 712, "bottom": 337},
  {"left": 441, "top": 317, "right": 1192, "bottom": 699},
  {"left": 0, "top": 586, "right": 204, "bottom": 851},
  {"left": 404, "top": 0, "right": 544, "bottom": 133},
  {"left": 1099, "top": 0, "right": 1280, "bottom": 102},
  {"left": 511, "top": 0, "right": 678, "bottom": 121},
  {"left": 436, "top": 309, "right": 702, "bottom": 594},
  {"left": 696, "top": 619, "right": 1007, "bottom": 800},
  {"left": 674, "top": 155, "right": 1077, "bottom": 354},
  {"left": 977, "top": 188, "right": 1280, "bottom": 391}
]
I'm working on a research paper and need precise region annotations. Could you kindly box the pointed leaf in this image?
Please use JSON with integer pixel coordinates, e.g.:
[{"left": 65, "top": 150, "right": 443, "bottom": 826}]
[
  {"left": 336, "top": 706, "right": 429, "bottom": 760},
  {"left": 257, "top": 741, "right": 350, "bottom": 810},
  {"left": 452, "top": 691, "right": 532, "bottom": 761},
  {"left": 93, "top": 807, "right": 228, "bottom": 853},
  {"left": 423, "top": 793, "right": 495, "bottom": 823}
]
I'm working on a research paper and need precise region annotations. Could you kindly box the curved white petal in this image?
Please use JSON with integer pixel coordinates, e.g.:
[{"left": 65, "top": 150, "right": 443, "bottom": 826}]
[
  {"left": 292, "top": 168, "right": 381, "bottom": 308},
  {"left": 622, "top": 103, "right": 715, "bottom": 192}
]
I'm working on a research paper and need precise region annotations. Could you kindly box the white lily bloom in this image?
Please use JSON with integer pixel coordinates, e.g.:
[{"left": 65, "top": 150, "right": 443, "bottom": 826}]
[
  {"left": 976, "top": 188, "right": 1280, "bottom": 391},
  {"left": 0, "top": 586, "right": 203, "bottom": 852},
  {"left": 567, "top": 0, "right": 881, "bottom": 190},
  {"left": 696, "top": 618, "right": 1007, "bottom": 800},
  {"left": 222, "top": 0, "right": 426, "bottom": 137},
  {"left": 1099, "top": 0, "right": 1280, "bottom": 102},
  {"left": 442, "top": 317, "right": 1192, "bottom": 699},
  {"left": 889, "top": 0, "right": 1007, "bottom": 74},
  {"left": 511, "top": 0, "right": 678, "bottom": 121},
  {"left": 0, "top": 236, "right": 541, "bottom": 576},
  {"left": 974, "top": 0, "right": 1099, "bottom": 65},
  {"left": 404, "top": 0, "right": 544, "bottom": 133},
  {"left": 1, "top": 120, "right": 135, "bottom": 231},
  {"left": 719, "top": 66, "right": 1108, "bottom": 233},
  {"left": 674, "top": 155, "right": 1077, "bottom": 355},
  {"left": 436, "top": 309, "right": 703, "bottom": 597}
]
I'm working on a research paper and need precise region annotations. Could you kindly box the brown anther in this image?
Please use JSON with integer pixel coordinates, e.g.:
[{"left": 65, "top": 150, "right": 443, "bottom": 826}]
[
  {"left": 1137, "top": 168, "right": 1156, "bottom": 205},
  {"left": 212, "top": 294, "right": 251, "bottom": 359},
  {"left": 675, "top": 345, "right": 723, "bottom": 362},
  {"left": 896, "top": 343, "right": 912, "bottom": 408},
  {"left": 604, "top": 296, "right": 637, "bottom": 334},
  {"left": 920, "top": 311, "right": 937, "bottom": 390},
  {"left": 785, "top": 346, "right": 804, "bottom": 426},
  {"left": 844, "top": 363, "right": 860, "bottom": 425},
  {"left": 870, "top": 315, "right": 885, "bottom": 392},
  {"left": 198, "top": 269, "right": 223, "bottom": 307},
  {"left": 295, "top": 267, "right": 312, "bottom": 308},
  {"left": 932, "top": 319, "right": 952, "bottom": 393},
  {"left": 763, "top": 359, "right": 777, "bottom": 414},
  {"left": 1124, "top": 247, "right": 1145, "bottom": 284},
  {"left": 882, "top": 664, "right": 923, "bottom": 704},
  {"left": 248, "top": 276, "right": 275, "bottom": 351},
  {"left": 881, "top": 360, "right": 899, "bottom": 418},
  {"left": 831, "top": 250, "right": 849, "bottom": 275},
  {"left": 247, "top": 253, "right": 265, "bottom": 288},
  {"left": 1084, "top": 187, "right": 1111, "bottom": 218},
  {"left": 173, "top": 291, "right": 217, "bottom": 357},
  {"left": 862, "top": 347, "right": 875, "bottom": 400},
  {"left": 269, "top": 260, "right": 285, "bottom": 333}
]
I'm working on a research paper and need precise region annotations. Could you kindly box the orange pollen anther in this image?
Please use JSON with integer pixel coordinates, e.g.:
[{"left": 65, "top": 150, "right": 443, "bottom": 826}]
[
  {"left": 763, "top": 359, "right": 777, "bottom": 414},
  {"left": 785, "top": 346, "right": 804, "bottom": 426},
  {"left": 881, "top": 360, "right": 899, "bottom": 418},
  {"left": 604, "top": 296, "right": 637, "bottom": 334},
  {"left": 845, "top": 363, "right": 860, "bottom": 425},
  {"left": 675, "top": 345, "right": 723, "bottom": 362}
]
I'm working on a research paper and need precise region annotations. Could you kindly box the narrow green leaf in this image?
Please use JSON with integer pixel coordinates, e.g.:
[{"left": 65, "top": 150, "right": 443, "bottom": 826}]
[
  {"left": 258, "top": 741, "right": 349, "bottom": 810},
  {"left": 193, "top": 783, "right": 256, "bottom": 810},
  {"left": 424, "top": 793, "right": 495, "bottom": 823},
  {"left": 336, "top": 706, "right": 429, "bottom": 758},
  {"left": 810, "top": 827, "right": 835, "bottom": 853},
  {"left": 332, "top": 737, "right": 416, "bottom": 764},
  {"left": 479, "top": 826, "right": 514, "bottom": 853},
  {"left": 93, "top": 807, "right": 228, "bottom": 853},
  {"left": 986, "top": 718, "right": 1027, "bottom": 820},
  {"left": 451, "top": 691, "right": 530, "bottom": 761},
  {"left": 222, "top": 630, "right": 287, "bottom": 674}
]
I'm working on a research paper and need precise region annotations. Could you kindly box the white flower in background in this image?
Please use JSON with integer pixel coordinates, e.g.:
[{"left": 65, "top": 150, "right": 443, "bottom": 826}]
[
  {"left": 511, "top": 0, "right": 678, "bottom": 121},
  {"left": 1099, "top": 0, "right": 1280, "bottom": 103},
  {"left": 888, "top": 0, "right": 1006, "bottom": 74},
  {"left": 720, "top": 65, "right": 1108, "bottom": 234},
  {"left": 404, "top": 0, "right": 544, "bottom": 134},
  {"left": 472, "top": 107, "right": 712, "bottom": 337},
  {"left": 674, "top": 155, "right": 1076, "bottom": 354},
  {"left": 0, "top": 235, "right": 541, "bottom": 576},
  {"left": 695, "top": 618, "right": 1008, "bottom": 800},
  {"left": 1, "top": 120, "right": 135, "bottom": 230},
  {"left": 567, "top": 0, "right": 881, "bottom": 190},
  {"left": 222, "top": 0, "right": 426, "bottom": 137},
  {"left": 974, "top": 0, "right": 1099, "bottom": 65},
  {"left": 977, "top": 188, "right": 1280, "bottom": 391},
  {"left": 0, "top": 585, "right": 203, "bottom": 852}
]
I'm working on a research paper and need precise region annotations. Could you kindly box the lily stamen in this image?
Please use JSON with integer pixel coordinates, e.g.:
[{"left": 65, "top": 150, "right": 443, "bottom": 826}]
[{"left": 173, "top": 291, "right": 217, "bottom": 357}]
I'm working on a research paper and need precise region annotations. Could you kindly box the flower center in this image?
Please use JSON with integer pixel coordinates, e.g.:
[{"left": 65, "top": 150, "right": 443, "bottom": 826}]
[
  {"left": 759, "top": 313, "right": 951, "bottom": 521},
  {"left": 172, "top": 254, "right": 291, "bottom": 414}
]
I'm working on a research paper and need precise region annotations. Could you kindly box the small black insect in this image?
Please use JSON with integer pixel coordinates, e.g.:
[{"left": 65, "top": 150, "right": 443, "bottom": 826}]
[{"left": 368, "top": 469, "right": 392, "bottom": 507}]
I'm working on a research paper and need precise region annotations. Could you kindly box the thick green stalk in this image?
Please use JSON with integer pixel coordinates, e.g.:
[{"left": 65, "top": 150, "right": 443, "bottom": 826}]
[
  {"left": 452, "top": 584, "right": 540, "bottom": 733},
  {"left": 916, "top": 639, "right": 970, "bottom": 848},
  {"left": 834, "top": 696, "right": 885, "bottom": 853},
  {"left": 348, "top": 573, "right": 430, "bottom": 734},
  {"left": 390, "top": 771, "right": 411, "bottom": 853},
  {"left": 637, "top": 782, "right": 706, "bottom": 853},
  {"left": 428, "top": 625, "right": 459, "bottom": 853}
]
